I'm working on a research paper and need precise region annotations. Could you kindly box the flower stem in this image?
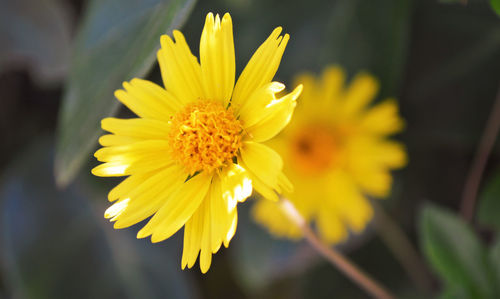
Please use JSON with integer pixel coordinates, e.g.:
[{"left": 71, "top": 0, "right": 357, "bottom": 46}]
[
  {"left": 279, "top": 198, "right": 396, "bottom": 299},
  {"left": 372, "top": 202, "right": 433, "bottom": 293},
  {"left": 460, "top": 83, "right": 500, "bottom": 222}
]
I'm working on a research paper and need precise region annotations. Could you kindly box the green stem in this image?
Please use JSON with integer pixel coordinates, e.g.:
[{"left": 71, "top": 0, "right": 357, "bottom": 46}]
[{"left": 280, "top": 198, "right": 396, "bottom": 299}]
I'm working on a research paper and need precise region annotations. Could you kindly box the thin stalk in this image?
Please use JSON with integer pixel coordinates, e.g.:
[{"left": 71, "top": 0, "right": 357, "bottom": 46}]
[
  {"left": 279, "top": 198, "right": 396, "bottom": 299},
  {"left": 460, "top": 84, "right": 500, "bottom": 222},
  {"left": 373, "top": 202, "right": 433, "bottom": 293}
]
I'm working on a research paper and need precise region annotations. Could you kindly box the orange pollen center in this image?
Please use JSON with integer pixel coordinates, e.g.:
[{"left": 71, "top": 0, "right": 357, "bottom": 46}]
[
  {"left": 168, "top": 100, "right": 243, "bottom": 175},
  {"left": 290, "top": 124, "right": 339, "bottom": 175}
]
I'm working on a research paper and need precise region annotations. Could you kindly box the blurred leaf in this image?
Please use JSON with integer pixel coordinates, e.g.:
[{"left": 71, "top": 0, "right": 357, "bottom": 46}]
[
  {"left": 55, "top": 0, "right": 196, "bottom": 187},
  {"left": 321, "top": 0, "right": 411, "bottom": 97},
  {"left": 477, "top": 172, "right": 500, "bottom": 231},
  {"left": 0, "top": 137, "right": 198, "bottom": 299},
  {"left": 0, "top": 0, "right": 72, "bottom": 85},
  {"left": 419, "top": 203, "right": 493, "bottom": 298},
  {"left": 491, "top": 0, "right": 500, "bottom": 17}
]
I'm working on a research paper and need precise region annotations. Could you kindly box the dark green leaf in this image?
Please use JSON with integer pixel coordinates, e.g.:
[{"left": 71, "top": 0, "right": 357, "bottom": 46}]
[
  {"left": 55, "top": 0, "right": 196, "bottom": 187},
  {"left": 491, "top": 0, "right": 500, "bottom": 17},
  {"left": 419, "top": 203, "right": 493, "bottom": 298},
  {"left": 0, "top": 137, "right": 198, "bottom": 298},
  {"left": 477, "top": 173, "right": 500, "bottom": 231}
]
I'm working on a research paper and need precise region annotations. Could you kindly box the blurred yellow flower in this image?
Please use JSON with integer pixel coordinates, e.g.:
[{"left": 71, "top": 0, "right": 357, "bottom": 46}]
[
  {"left": 253, "top": 66, "right": 407, "bottom": 244},
  {"left": 92, "top": 12, "right": 302, "bottom": 273}
]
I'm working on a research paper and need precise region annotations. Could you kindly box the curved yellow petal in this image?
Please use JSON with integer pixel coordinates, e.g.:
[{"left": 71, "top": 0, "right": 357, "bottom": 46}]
[
  {"left": 137, "top": 172, "right": 211, "bottom": 242},
  {"left": 239, "top": 142, "right": 283, "bottom": 189},
  {"left": 232, "top": 27, "right": 289, "bottom": 109},
  {"left": 246, "top": 84, "right": 302, "bottom": 143},
  {"left": 114, "top": 78, "right": 180, "bottom": 119},
  {"left": 157, "top": 31, "right": 205, "bottom": 104},
  {"left": 237, "top": 82, "right": 285, "bottom": 128},
  {"left": 200, "top": 13, "right": 235, "bottom": 105}
]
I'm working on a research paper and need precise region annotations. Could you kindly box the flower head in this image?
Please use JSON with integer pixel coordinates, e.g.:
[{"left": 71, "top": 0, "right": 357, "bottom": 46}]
[
  {"left": 252, "top": 66, "right": 407, "bottom": 244},
  {"left": 92, "top": 12, "right": 302, "bottom": 273}
]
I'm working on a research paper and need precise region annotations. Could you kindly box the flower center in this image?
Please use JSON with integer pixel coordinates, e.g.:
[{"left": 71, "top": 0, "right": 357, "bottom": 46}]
[
  {"left": 290, "top": 124, "right": 343, "bottom": 175},
  {"left": 168, "top": 100, "right": 243, "bottom": 175}
]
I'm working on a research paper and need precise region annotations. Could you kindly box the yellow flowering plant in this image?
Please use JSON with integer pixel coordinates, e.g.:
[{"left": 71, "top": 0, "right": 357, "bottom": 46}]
[
  {"left": 92, "top": 12, "right": 302, "bottom": 273},
  {"left": 253, "top": 65, "right": 407, "bottom": 244}
]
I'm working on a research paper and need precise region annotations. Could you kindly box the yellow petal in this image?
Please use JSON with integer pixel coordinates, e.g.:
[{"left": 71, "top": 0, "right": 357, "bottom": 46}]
[
  {"left": 238, "top": 159, "right": 279, "bottom": 201},
  {"left": 246, "top": 84, "right": 302, "bottom": 142},
  {"left": 220, "top": 163, "right": 253, "bottom": 207},
  {"left": 340, "top": 73, "right": 379, "bottom": 118},
  {"left": 373, "top": 141, "right": 407, "bottom": 168},
  {"left": 251, "top": 199, "right": 302, "bottom": 240},
  {"left": 112, "top": 166, "right": 185, "bottom": 229},
  {"left": 209, "top": 176, "right": 224, "bottom": 253},
  {"left": 137, "top": 172, "right": 211, "bottom": 242},
  {"left": 359, "top": 99, "right": 405, "bottom": 135},
  {"left": 200, "top": 13, "right": 235, "bottom": 105},
  {"left": 157, "top": 31, "right": 205, "bottom": 104},
  {"left": 93, "top": 140, "right": 170, "bottom": 163},
  {"left": 237, "top": 82, "right": 284, "bottom": 127},
  {"left": 223, "top": 211, "right": 237, "bottom": 247},
  {"left": 209, "top": 175, "right": 240, "bottom": 252},
  {"left": 182, "top": 203, "right": 202, "bottom": 269},
  {"left": 326, "top": 170, "right": 374, "bottom": 231},
  {"left": 199, "top": 199, "right": 212, "bottom": 273},
  {"left": 239, "top": 142, "right": 283, "bottom": 188},
  {"left": 277, "top": 172, "right": 293, "bottom": 194},
  {"left": 318, "top": 66, "right": 345, "bottom": 111},
  {"left": 98, "top": 135, "right": 141, "bottom": 147},
  {"left": 107, "top": 171, "right": 154, "bottom": 202},
  {"left": 100, "top": 118, "right": 170, "bottom": 139},
  {"left": 232, "top": 27, "right": 289, "bottom": 109},
  {"left": 114, "top": 78, "right": 180, "bottom": 119},
  {"left": 316, "top": 207, "right": 347, "bottom": 244}
]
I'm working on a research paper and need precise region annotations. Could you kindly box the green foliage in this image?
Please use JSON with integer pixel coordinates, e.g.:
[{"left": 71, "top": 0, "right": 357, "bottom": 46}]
[
  {"left": 477, "top": 172, "right": 500, "bottom": 231},
  {"left": 54, "top": 0, "right": 196, "bottom": 187},
  {"left": 0, "top": 138, "right": 197, "bottom": 298},
  {"left": 491, "top": 0, "right": 500, "bottom": 17},
  {"left": 419, "top": 204, "right": 495, "bottom": 298}
]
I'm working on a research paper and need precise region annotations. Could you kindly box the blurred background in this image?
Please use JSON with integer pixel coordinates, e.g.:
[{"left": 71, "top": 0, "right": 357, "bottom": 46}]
[{"left": 1, "top": 0, "right": 500, "bottom": 298}]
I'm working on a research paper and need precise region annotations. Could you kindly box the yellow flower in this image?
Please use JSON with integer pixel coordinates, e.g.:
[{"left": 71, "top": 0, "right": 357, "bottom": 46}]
[
  {"left": 92, "top": 12, "right": 302, "bottom": 273},
  {"left": 252, "top": 66, "right": 407, "bottom": 244}
]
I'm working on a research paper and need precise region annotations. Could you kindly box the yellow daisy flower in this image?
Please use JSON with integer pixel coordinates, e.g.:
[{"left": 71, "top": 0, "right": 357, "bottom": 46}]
[
  {"left": 91, "top": 12, "right": 302, "bottom": 273},
  {"left": 252, "top": 65, "right": 407, "bottom": 244}
]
